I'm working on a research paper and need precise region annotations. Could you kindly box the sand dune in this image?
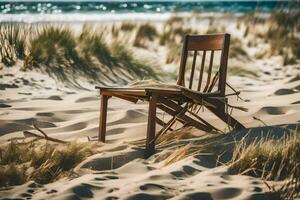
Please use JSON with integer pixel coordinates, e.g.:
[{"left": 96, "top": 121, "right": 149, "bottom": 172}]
[
  {"left": 1, "top": 62, "right": 299, "bottom": 199},
  {"left": 1, "top": 15, "right": 300, "bottom": 199}
]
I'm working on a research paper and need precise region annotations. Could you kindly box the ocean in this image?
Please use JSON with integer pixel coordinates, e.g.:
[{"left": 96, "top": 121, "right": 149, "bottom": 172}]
[{"left": 0, "top": 1, "right": 296, "bottom": 22}]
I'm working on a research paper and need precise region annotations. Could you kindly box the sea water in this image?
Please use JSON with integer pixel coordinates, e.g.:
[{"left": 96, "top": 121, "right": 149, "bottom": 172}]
[{"left": 0, "top": 1, "right": 296, "bottom": 22}]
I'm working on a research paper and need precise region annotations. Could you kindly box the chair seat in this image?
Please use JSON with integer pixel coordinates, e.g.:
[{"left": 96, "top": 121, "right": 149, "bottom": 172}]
[
  {"left": 95, "top": 86, "right": 183, "bottom": 97},
  {"left": 95, "top": 86, "right": 222, "bottom": 97}
]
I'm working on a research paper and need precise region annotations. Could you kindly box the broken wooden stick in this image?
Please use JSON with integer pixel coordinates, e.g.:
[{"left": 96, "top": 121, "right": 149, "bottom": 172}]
[
  {"left": 33, "top": 121, "right": 48, "bottom": 138},
  {"left": 253, "top": 116, "right": 268, "bottom": 126},
  {"left": 23, "top": 130, "right": 68, "bottom": 144},
  {"left": 22, "top": 121, "right": 69, "bottom": 144}
]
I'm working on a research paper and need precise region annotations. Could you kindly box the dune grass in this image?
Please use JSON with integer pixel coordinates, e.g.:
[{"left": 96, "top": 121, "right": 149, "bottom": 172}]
[
  {"left": 229, "top": 132, "right": 300, "bottom": 180},
  {"left": 0, "top": 23, "right": 27, "bottom": 66},
  {"left": 0, "top": 141, "right": 98, "bottom": 187},
  {"left": 120, "top": 22, "right": 136, "bottom": 32},
  {"left": 111, "top": 42, "right": 159, "bottom": 79},
  {"left": 0, "top": 23, "right": 160, "bottom": 86},
  {"left": 160, "top": 17, "right": 197, "bottom": 64},
  {"left": 79, "top": 25, "right": 116, "bottom": 68},
  {"left": 29, "top": 26, "right": 77, "bottom": 65},
  {"left": 229, "top": 38, "right": 250, "bottom": 59},
  {"left": 134, "top": 23, "right": 158, "bottom": 47},
  {"left": 165, "top": 43, "right": 182, "bottom": 64},
  {"left": 206, "top": 25, "right": 225, "bottom": 34},
  {"left": 229, "top": 130, "right": 300, "bottom": 199},
  {"left": 27, "top": 25, "right": 100, "bottom": 88},
  {"left": 265, "top": 9, "right": 300, "bottom": 65}
]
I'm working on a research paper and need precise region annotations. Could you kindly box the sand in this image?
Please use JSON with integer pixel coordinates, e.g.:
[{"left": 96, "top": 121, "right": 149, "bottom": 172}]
[{"left": 0, "top": 14, "right": 300, "bottom": 199}]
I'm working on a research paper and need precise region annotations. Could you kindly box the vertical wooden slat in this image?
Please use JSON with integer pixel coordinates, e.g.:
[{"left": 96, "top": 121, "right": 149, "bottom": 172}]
[
  {"left": 203, "top": 50, "right": 214, "bottom": 92},
  {"left": 208, "top": 71, "right": 219, "bottom": 92},
  {"left": 218, "top": 34, "right": 230, "bottom": 96},
  {"left": 189, "top": 50, "right": 197, "bottom": 89},
  {"left": 197, "top": 50, "right": 206, "bottom": 91},
  {"left": 176, "top": 35, "right": 189, "bottom": 87},
  {"left": 99, "top": 94, "right": 109, "bottom": 142},
  {"left": 146, "top": 93, "right": 157, "bottom": 158}
]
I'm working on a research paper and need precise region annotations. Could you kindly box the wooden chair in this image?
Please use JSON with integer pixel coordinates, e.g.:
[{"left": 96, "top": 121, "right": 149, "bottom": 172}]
[{"left": 96, "top": 33, "right": 245, "bottom": 157}]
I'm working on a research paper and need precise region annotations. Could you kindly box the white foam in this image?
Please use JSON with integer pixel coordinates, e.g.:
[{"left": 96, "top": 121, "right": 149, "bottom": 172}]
[{"left": 0, "top": 12, "right": 179, "bottom": 23}]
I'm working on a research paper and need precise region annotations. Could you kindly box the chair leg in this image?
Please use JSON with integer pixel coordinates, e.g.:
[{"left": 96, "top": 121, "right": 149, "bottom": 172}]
[
  {"left": 146, "top": 94, "right": 157, "bottom": 158},
  {"left": 210, "top": 101, "right": 245, "bottom": 130},
  {"left": 99, "top": 94, "right": 109, "bottom": 142}
]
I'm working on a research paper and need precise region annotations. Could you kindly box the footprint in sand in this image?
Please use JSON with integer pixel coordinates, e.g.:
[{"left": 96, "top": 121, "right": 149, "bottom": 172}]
[
  {"left": 107, "top": 188, "right": 119, "bottom": 193},
  {"left": 106, "top": 128, "right": 126, "bottom": 135},
  {"left": 0, "top": 83, "right": 19, "bottom": 90},
  {"left": 170, "top": 170, "right": 186, "bottom": 178},
  {"left": 257, "top": 106, "right": 287, "bottom": 115},
  {"left": 139, "top": 183, "right": 166, "bottom": 191},
  {"left": 47, "top": 95, "right": 63, "bottom": 101},
  {"left": 15, "top": 118, "right": 56, "bottom": 128},
  {"left": 72, "top": 183, "right": 94, "bottom": 198},
  {"left": 291, "top": 101, "right": 300, "bottom": 104},
  {"left": 294, "top": 85, "right": 300, "bottom": 91},
  {"left": 0, "top": 123, "right": 31, "bottom": 135},
  {"left": 65, "top": 91, "right": 76, "bottom": 94},
  {"left": 252, "top": 186, "right": 263, "bottom": 192},
  {"left": 182, "top": 165, "right": 200, "bottom": 175},
  {"left": 127, "top": 193, "right": 167, "bottom": 200},
  {"left": 0, "top": 103, "right": 11, "bottom": 108},
  {"left": 46, "top": 189, "right": 58, "bottom": 194},
  {"left": 35, "top": 112, "right": 65, "bottom": 123},
  {"left": 288, "top": 75, "right": 300, "bottom": 82},
  {"left": 36, "top": 112, "right": 54, "bottom": 117},
  {"left": 18, "top": 92, "right": 32, "bottom": 95},
  {"left": 32, "top": 95, "right": 63, "bottom": 101},
  {"left": 186, "top": 192, "right": 213, "bottom": 200},
  {"left": 75, "top": 96, "right": 99, "bottom": 103},
  {"left": 20, "top": 192, "right": 32, "bottom": 198},
  {"left": 274, "top": 88, "right": 296, "bottom": 95},
  {"left": 248, "top": 193, "right": 269, "bottom": 200},
  {"left": 105, "top": 196, "right": 119, "bottom": 200},
  {"left": 28, "top": 182, "right": 43, "bottom": 188},
  {"left": 212, "top": 187, "right": 243, "bottom": 199},
  {"left": 105, "top": 175, "right": 119, "bottom": 180}
]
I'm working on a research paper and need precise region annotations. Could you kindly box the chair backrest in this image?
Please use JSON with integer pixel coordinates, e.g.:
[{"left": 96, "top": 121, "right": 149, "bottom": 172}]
[{"left": 176, "top": 34, "right": 230, "bottom": 96}]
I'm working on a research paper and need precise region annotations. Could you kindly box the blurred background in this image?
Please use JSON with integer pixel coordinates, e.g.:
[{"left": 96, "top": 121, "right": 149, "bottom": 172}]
[{"left": 0, "top": 0, "right": 299, "bottom": 88}]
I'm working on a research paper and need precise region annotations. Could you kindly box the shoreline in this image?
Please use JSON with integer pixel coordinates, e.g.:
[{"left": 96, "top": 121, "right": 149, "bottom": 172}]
[{"left": 0, "top": 12, "right": 271, "bottom": 23}]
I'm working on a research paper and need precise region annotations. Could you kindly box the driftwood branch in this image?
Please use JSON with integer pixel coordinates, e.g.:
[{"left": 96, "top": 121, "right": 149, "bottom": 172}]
[
  {"left": 22, "top": 121, "right": 69, "bottom": 144},
  {"left": 23, "top": 131, "right": 68, "bottom": 144},
  {"left": 226, "top": 82, "right": 245, "bottom": 101},
  {"left": 253, "top": 116, "right": 268, "bottom": 126},
  {"left": 33, "top": 121, "right": 48, "bottom": 138}
]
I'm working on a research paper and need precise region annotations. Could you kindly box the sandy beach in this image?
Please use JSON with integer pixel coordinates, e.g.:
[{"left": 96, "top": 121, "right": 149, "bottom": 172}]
[{"left": 0, "top": 10, "right": 300, "bottom": 200}]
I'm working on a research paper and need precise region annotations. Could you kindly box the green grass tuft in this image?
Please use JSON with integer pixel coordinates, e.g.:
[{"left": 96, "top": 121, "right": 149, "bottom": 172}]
[
  {"left": 111, "top": 42, "right": 159, "bottom": 79},
  {"left": 229, "top": 38, "right": 250, "bottom": 59},
  {"left": 0, "top": 164, "right": 26, "bottom": 187},
  {"left": 0, "top": 141, "right": 98, "bottom": 187},
  {"left": 120, "top": 23, "right": 136, "bottom": 32},
  {"left": 0, "top": 23, "right": 160, "bottom": 85},
  {"left": 29, "top": 26, "right": 76, "bottom": 65},
  {"left": 79, "top": 25, "right": 117, "bottom": 68},
  {"left": 229, "top": 130, "right": 300, "bottom": 199},
  {"left": 134, "top": 23, "right": 158, "bottom": 47},
  {"left": 0, "top": 23, "right": 27, "bottom": 66},
  {"left": 265, "top": 9, "right": 300, "bottom": 65},
  {"left": 166, "top": 43, "right": 182, "bottom": 64}
]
